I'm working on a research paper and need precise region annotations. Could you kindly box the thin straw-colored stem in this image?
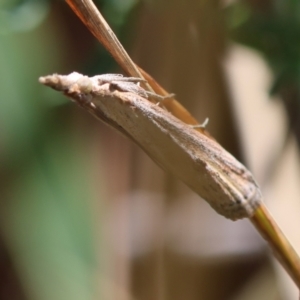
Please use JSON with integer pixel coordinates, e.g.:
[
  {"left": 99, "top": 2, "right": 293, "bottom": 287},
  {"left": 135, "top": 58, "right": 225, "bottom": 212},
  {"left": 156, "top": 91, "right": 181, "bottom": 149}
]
[
  {"left": 251, "top": 205, "right": 300, "bottom": 288},
  {"left": 65, "top": 0, "right": 153, "bottom": 92}
]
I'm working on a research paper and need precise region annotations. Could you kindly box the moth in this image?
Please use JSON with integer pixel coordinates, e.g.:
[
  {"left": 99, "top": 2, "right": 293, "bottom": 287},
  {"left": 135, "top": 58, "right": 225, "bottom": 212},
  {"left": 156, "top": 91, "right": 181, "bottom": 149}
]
[{"left": 39, "top": 72, "right": 262, "bottom": 221}]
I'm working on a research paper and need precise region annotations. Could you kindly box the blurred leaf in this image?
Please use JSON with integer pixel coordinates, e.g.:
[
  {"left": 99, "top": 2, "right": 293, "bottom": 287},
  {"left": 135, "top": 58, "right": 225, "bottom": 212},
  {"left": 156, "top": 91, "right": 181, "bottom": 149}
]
[
  {"left": 4, "top": 127, "right": 98, "bottom": 300},
  {"left": 227, "top": 1, "right": 300, "bottom": 95},
  {"left": 0, "top": 0, "right": 49, "bottom": 34},
  {"left": 0, "top": 2, "right": 105, "bottom": 299}
]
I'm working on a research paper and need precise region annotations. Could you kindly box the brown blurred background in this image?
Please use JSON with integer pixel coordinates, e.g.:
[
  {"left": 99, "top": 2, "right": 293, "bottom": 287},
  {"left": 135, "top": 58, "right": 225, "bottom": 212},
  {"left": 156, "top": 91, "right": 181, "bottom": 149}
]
[{"left": 1, "top": 0, "right": 300, "bottom": 299}]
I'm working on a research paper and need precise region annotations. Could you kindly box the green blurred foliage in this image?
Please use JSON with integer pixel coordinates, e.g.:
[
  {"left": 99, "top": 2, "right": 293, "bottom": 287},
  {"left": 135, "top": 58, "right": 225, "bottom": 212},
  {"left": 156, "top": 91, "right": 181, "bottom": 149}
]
[
  {"left": 0, "top": 0, "right": 137, "bottom": 299},
  {"left": 227, "top": 0, "right": 300, "bottom": 94}
]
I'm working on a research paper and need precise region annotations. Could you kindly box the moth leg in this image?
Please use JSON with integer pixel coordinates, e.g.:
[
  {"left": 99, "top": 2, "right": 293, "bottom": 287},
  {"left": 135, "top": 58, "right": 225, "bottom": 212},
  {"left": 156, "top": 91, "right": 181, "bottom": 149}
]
[
  {"left": 143, "top": 92, "right": 175, "bottom": 104},
  {"left": 94, "top": 74, "right": 146, "bottom": 84},
  {"left": 191, "top": 117, "right": 210, "bottom": 129}
]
